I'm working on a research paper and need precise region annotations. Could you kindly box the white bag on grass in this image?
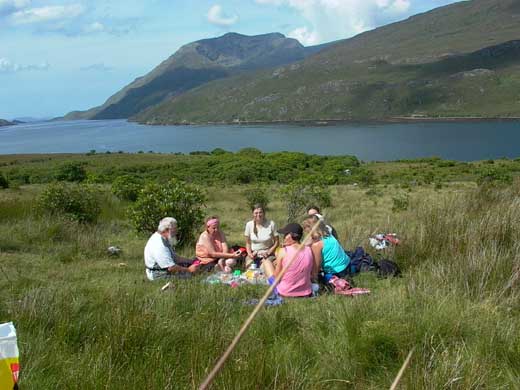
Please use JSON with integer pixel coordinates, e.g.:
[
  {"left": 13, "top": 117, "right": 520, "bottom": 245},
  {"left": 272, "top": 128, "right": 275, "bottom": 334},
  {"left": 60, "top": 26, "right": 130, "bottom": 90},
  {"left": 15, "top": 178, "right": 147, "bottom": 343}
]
[{"left": 0, "top": 322, "right": 19, "bottom": 389}]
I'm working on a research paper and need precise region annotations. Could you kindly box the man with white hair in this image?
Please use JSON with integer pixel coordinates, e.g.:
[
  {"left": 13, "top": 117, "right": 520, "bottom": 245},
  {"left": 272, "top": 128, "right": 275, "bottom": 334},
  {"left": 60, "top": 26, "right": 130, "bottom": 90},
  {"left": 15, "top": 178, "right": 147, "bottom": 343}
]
[{"left": 144, "top": 217, "right": 199, "bottom": 281}]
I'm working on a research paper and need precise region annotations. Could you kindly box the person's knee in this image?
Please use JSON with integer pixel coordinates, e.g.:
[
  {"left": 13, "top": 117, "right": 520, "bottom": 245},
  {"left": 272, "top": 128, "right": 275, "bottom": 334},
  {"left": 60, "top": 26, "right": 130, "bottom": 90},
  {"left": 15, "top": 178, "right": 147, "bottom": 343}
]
[{"left": 225, "top": 258, "right": 236, "bottom": 267}]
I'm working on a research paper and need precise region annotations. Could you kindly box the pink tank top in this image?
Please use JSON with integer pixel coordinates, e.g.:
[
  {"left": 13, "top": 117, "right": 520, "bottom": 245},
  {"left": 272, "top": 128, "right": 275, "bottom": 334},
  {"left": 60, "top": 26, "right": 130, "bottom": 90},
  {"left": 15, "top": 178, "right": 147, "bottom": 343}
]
[{"left": 277, "top": 245, "right": 313, "bottom": 297}]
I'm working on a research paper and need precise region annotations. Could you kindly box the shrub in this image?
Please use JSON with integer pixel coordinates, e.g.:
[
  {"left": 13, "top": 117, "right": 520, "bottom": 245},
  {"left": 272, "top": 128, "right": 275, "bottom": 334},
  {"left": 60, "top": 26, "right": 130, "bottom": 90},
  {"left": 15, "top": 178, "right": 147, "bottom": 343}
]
[
  {"left": 281, "top": 177, "right": 331, "bottom": 223},
  {"left": 55, "top": 162, "right": 87, "bottom": 182},
  {"left": 111, "top": 175, "right": 143, "bottom": 202},
  {"left": 476, "top": 167, "right": 513, "bottom": 186},
  {"left": 129, "top": 179, "right": 205, "bottom": 246},
  {"left": 0, "top": 174, "right": 8, "bottom": 189},
  {"left": 357, "top": 169, "right": 378, "bottom": 187},
  {"left": 237, "top": 147, "right": 262, "bottom": 155},
  {"left": 37, "top": 183, "right": 101, "bottom": 223},
  {"left": 243, "top": 186, "right": 270, "bottom": 211},
  {"left": 226, "top": 166, "right": 257, "bottom": 184},
  {"left": 391, "top": 193, "right": 409, "bottom": 212},
  {"left": 211, "top": 148, "right": 231, "bottom": 155}
]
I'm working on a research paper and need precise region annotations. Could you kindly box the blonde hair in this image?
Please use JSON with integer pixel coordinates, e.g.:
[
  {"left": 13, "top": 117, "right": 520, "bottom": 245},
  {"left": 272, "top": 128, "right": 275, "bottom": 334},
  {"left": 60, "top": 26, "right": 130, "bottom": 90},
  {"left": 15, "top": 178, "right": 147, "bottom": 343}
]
[{"left": 303, "top": 215, "right": 329, "bottom": 240}]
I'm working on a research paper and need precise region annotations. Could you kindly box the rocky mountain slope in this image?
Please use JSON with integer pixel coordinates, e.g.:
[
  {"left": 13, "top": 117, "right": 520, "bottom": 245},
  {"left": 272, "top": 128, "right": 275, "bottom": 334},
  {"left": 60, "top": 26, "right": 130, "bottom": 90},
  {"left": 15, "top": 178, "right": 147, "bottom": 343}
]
[
  {"left": 133, "top": 0, "right": 520, "bottom": 124},
  {"left": 64, "top": 33, "right": 327, "bottom": 120}
]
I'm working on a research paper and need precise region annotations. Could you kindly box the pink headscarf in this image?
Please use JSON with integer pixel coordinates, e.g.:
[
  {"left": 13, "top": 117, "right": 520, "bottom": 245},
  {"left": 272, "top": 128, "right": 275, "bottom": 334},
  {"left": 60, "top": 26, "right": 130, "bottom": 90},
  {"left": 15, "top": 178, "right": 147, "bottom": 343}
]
[{"left": 206, "top": 218, "right": 219, "bottom": 228}]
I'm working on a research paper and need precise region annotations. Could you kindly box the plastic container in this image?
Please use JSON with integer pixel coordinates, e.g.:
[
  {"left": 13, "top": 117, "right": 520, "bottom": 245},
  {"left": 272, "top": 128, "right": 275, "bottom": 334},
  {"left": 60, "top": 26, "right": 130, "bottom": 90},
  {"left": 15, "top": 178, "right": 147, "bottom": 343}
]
[{"left": 0, "top": 322, "right": 19, "bottom": 390}]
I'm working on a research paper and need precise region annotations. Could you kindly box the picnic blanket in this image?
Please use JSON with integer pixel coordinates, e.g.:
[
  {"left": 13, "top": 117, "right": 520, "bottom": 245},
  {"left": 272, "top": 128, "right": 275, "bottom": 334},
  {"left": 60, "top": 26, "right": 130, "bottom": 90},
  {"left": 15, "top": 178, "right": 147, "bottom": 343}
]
[{"left": 205, "top": 270, "right": 268, "bottom": 286}]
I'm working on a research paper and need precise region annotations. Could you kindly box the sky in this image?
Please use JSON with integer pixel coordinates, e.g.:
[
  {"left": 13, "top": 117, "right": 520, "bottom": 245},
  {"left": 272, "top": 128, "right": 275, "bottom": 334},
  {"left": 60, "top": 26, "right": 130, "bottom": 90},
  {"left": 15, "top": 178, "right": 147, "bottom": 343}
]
[{"left": 0, "top": 0, "right": 462, "bottom": 119}]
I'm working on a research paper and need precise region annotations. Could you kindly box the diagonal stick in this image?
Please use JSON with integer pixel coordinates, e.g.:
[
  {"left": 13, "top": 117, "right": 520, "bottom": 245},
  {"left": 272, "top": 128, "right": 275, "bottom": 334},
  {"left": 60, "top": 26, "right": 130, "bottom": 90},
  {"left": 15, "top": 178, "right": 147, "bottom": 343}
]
[
  {"left": 390, "top": 347, "right": 415, "bottom": 390},
  {"left": 199, "top": 220, "right": 320, "bottom": 390}
]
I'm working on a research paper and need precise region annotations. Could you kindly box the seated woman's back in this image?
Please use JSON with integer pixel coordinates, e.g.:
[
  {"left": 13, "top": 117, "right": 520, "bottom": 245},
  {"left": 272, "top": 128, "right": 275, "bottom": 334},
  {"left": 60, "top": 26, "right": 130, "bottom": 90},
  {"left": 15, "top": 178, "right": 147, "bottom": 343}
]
[
  {"left": 277, "top": 244, "right": 313, "bottom": 297},
  {"left": 275, "top": 223, "right": 314, "bottom": 298},
  {"left": 321, "top": 235, "right": 350, "bottom": 274}
]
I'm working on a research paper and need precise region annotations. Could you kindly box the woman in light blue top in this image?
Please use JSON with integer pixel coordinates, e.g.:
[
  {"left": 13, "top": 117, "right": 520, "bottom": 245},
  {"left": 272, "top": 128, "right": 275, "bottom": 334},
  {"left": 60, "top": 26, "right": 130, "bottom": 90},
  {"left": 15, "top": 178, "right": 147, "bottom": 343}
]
[{"left": 303, "top": 215, "right": 350, "bottom": 280}]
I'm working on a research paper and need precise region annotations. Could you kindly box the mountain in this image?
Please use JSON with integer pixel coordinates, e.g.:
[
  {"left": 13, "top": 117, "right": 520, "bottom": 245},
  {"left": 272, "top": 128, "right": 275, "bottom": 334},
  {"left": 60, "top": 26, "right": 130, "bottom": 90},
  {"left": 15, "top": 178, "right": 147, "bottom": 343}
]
[
  {"left": 0, "top": 119, "right": 17, "bottom": 127},
  {"left": 13, "top": 116, "right": 51, "bottom": 122},
  {"left": 63, "top": 33, "right": 327, "bottom": 120},
  {"left": 133, "top": 0, "right": 520, "bottom": 124}
]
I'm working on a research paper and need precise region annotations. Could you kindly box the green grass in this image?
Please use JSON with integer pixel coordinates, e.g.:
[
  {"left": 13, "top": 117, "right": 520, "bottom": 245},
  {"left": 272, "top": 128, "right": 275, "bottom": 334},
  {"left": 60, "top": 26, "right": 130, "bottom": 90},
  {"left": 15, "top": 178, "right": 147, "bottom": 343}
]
[{"left": 1, "top": 165, "right": 519, "bottom": 388}]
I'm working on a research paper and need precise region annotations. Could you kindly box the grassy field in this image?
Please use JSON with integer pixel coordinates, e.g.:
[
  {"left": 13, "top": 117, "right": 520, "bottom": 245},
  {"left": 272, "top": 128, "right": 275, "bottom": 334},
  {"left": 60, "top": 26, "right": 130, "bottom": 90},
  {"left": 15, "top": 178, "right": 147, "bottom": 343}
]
[{"left": 0, "top": 155, "right": 519, "bottom": 389}]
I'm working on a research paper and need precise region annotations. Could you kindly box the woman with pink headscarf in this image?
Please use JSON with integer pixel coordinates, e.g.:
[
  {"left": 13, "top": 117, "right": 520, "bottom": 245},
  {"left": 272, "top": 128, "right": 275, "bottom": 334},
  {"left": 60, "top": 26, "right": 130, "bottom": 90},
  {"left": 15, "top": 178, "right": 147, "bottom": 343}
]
[{"left": 196, "top": 216, "right": 241, "bottom": 272}]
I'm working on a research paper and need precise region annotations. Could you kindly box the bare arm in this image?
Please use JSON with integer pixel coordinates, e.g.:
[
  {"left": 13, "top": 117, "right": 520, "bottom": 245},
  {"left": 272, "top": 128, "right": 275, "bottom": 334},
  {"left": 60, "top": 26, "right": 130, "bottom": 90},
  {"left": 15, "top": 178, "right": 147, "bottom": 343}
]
[
  {"left": 273, "top": 248, "right": 285, "bottom": 277},
  {"left": 197, "top": 233, "right": 238, "bottom": 260},
  {"left": 310, "top": 241, "right": 323, "bottom": 280},
  {"left": 245, "top": 236, "right": 256, "bottom": 259},
  {"left": 267, "top": 235, "right": 279, "bottom": 257}
]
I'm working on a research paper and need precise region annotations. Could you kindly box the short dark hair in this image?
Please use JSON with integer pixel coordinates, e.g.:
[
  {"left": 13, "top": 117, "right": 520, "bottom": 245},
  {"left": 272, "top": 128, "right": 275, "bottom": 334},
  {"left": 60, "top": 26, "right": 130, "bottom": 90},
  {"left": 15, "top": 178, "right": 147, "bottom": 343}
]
[
  {"left": 288, "top": 232, "right": 302, "bottom": 242},
  {"left": 307, "top": 205, "right": 320, "bottom": 213}
]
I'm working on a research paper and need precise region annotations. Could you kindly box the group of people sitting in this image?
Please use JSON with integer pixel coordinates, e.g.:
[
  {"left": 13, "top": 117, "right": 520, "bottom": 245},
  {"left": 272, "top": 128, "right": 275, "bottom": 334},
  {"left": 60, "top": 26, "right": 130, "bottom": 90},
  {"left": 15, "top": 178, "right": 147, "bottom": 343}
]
[{"left": 144, "top": 204, "right": 351, "bottom": 298}]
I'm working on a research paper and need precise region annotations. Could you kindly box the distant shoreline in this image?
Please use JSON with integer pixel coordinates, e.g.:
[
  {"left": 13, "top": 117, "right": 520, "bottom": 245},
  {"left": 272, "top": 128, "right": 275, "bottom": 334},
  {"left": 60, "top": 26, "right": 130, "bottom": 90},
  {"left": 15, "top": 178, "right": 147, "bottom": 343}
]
[{"left": 136, "top": 116, "right": 520, "bottom": 127}]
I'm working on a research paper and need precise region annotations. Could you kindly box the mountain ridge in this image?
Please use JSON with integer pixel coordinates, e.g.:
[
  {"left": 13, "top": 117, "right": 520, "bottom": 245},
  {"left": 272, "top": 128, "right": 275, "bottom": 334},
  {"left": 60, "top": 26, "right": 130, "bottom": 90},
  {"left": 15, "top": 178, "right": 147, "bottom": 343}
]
[
  {"left": 133, "top": 0, "right": 520, "bottom": 124},
  {"left": 63, "top": 32, "right": 329, "bottom": 121}
]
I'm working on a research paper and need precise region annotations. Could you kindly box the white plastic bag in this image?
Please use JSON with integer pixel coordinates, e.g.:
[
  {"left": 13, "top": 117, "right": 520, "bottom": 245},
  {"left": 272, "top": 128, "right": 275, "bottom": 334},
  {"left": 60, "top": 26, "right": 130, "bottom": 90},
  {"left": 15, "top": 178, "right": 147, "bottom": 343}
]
[{"left": 0, "top": 322, "right": 19, "bottom": 389}]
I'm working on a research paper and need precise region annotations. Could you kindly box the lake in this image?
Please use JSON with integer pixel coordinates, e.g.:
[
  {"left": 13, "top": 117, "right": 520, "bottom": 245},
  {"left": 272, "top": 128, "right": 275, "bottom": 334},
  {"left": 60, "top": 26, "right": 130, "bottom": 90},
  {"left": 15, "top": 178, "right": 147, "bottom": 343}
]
[{"left": 0, "top": 119, "right": 519, "bottom": 161}]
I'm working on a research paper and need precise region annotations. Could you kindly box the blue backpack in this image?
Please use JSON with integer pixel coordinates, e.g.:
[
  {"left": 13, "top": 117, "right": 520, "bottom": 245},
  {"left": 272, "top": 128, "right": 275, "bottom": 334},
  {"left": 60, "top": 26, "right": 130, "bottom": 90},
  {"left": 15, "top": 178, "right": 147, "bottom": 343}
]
[{"left": 346, "top": 247, "right": 376, "bottom": 274}]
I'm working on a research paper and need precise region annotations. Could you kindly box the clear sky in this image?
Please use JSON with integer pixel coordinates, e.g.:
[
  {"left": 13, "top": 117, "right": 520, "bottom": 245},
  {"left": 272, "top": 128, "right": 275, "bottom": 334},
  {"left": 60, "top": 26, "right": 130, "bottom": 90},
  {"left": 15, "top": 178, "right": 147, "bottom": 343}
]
[{"left": 0, "top": 0, "right": 462, "bottom": 119}]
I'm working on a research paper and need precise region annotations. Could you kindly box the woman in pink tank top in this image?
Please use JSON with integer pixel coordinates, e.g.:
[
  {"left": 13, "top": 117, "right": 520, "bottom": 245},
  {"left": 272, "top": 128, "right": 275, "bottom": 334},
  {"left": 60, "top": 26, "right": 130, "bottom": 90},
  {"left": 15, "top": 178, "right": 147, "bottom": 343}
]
[{"left": 274, "top": 223, "right": 314, "bottom": 298}]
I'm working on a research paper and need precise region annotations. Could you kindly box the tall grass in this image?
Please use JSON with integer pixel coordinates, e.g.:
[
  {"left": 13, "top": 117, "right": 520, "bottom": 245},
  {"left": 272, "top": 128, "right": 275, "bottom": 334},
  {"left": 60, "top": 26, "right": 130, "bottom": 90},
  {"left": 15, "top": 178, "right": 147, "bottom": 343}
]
[{"left": 0, "top": 182, "right": 519, "bottom": 388}]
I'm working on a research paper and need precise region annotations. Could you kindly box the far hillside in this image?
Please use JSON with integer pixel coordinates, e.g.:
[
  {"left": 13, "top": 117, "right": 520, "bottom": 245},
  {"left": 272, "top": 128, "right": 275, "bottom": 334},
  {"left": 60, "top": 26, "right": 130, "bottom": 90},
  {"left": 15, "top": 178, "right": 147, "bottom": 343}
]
[
  {"left": 0, "top": 119, "right": 16, "bottom": 126},
  {"left": 134, "top": 0, "right": 520, "bottom": 124},
  {"left": 63, "top": 33, "right": 330, "bottom": 121}
]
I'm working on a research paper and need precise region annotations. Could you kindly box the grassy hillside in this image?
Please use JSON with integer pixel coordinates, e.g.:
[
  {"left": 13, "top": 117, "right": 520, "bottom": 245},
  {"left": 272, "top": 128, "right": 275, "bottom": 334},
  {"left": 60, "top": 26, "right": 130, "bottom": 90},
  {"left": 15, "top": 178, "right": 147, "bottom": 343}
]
[
  {"left": 0, "top": 154, "right": 519, "bottom": 388},
  {"left": 134, "top": 0, "right": 520, "bottom": 124}
]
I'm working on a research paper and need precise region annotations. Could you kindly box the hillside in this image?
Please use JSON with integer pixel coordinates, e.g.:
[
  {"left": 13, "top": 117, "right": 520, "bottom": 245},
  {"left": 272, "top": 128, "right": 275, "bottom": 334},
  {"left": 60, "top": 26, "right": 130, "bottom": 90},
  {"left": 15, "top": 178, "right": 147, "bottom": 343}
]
[
  {"left": 0, "top": 119, "right": 16, "bottom": 126},
  {"left": 63, "top": 33, "right": 325, "bottom": 120},
  {"left": 133, "top": 0, "right": 520, "bottom": 124},
  {"left": 1, "top": 152, "right": 519, "bottom": 388}
]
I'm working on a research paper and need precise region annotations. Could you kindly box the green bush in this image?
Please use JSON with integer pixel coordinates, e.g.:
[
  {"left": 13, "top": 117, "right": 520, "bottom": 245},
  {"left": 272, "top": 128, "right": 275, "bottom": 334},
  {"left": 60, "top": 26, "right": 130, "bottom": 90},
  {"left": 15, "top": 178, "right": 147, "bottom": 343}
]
[
  {"left": 111, "top": 175, "right": 143, "bottom": 202},
  {"left": 55, "top": 162, "right": 87, "bottom": 182},
  {"left": 237, "top": 147, "right": 262, "bottom": 155},
  {"left": 210, "top": 148, "right": 231, "bottom": 155},
  {"left": 128, "top": 179, "right": 206, "bottom": 246},
  {"left": 476, "top": 167, "right": 513, "bottom": 186},
  {"left": 0, "top": 174, "right": 8, "bottom": 189},
  {"left": 357, "top": 168, "right": 378, "bottom": 186},
  {"left": 281, "top": 177, "right": 331, "bottom": 223},
  {"left": 391, "top": 193, "right": 410, "bottom": 212},
  {"left": 243, "top": 186, "right": 270, "bottom": 211},
  {"left": 37, "top": 183, "right": 101, "bottom": 223}
]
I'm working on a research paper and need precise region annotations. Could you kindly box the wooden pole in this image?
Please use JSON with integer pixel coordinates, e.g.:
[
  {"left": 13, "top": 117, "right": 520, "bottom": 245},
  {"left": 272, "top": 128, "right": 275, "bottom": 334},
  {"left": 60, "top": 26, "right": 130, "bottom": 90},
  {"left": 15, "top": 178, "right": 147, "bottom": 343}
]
[
  {"left": 389, "top": 347, "right": 415, "bottom": 390},
  {"left": 199, "top": 221, "right": 319, "bottom": 390}
]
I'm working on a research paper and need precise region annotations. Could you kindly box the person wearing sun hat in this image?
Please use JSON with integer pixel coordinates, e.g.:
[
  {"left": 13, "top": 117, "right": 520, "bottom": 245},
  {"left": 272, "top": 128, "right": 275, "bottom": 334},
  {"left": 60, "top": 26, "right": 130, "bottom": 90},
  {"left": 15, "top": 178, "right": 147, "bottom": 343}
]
[{"left": 266, "top": 222, "right": 314, "bottom": 298}]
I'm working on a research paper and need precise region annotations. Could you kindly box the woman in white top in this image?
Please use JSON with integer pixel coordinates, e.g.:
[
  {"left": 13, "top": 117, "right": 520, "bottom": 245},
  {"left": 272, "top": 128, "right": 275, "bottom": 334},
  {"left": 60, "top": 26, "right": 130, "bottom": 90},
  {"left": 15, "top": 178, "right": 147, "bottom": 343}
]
[{"left": 244, "top": 204, "right": 279, "bottom": 272}]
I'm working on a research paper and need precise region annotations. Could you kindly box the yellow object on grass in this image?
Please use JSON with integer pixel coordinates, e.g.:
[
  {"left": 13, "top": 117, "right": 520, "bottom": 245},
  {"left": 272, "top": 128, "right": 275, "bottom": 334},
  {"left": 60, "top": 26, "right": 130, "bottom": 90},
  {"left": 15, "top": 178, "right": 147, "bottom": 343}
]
[{"left": 0, "top": 322, "right": 19, "bottom": 389}]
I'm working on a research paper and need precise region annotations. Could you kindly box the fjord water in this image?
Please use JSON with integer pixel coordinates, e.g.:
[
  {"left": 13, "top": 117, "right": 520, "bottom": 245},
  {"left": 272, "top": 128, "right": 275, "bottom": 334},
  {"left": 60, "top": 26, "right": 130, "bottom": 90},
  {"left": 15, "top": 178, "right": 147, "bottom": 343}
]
[{"left": 0, "top": 119, "right": 519, "bottom": 161}]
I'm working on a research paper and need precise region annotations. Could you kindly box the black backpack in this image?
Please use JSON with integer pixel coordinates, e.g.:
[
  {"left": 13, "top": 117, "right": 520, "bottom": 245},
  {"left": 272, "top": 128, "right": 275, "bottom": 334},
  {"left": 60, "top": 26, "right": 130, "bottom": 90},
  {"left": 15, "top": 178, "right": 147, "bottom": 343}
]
[{"left": 376, "top": 259, "right": 401, "bottom": 278}]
